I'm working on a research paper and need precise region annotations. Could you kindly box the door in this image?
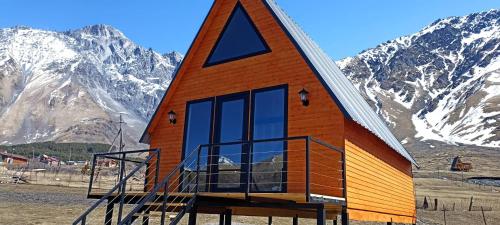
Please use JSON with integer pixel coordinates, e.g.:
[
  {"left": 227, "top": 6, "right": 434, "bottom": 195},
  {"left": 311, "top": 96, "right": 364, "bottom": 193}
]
[{"left": 209, "top": 92, "right": 250, "bottom": 192}]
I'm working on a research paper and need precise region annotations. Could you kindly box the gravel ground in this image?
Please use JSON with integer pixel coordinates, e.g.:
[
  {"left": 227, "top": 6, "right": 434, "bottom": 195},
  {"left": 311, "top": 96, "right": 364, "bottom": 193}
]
[{"left": 0, "top": 184, "right": 93, "bottom": 206}]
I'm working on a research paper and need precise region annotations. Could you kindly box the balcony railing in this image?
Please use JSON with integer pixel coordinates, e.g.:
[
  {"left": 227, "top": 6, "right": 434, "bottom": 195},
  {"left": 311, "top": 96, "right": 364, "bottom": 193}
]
[{"left": 178, "top": 136, "right": 345, "bottom": 201}]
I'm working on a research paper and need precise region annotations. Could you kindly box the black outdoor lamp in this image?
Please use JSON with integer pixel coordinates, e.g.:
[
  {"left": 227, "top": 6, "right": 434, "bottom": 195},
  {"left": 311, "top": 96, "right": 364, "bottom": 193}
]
[
  {"left": 168, "top": 110, "right": 177, "bottom": 124},
  {"left": 298, "top": 88, "right": 309, "bottom": 106}
]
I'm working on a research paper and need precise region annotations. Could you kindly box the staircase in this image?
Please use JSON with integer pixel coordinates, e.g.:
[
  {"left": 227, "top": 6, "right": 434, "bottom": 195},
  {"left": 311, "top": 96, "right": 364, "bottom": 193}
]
[{"left": 73, "top": 146, "right": 203, "bottom": 225}]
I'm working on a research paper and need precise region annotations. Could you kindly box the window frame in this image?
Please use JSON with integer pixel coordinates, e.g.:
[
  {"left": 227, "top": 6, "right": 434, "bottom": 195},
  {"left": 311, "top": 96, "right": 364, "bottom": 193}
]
[
  {"left": 203, "top": 2, "right": 272, "bottom": 68},
  {"left": 249, "top": 84, "right": 289, "bottom": 193}
]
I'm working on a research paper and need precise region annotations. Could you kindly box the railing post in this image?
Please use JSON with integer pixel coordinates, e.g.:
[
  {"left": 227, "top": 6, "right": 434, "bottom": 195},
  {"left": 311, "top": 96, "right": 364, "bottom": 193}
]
[
  {"left": 305, "top": 137, "right": 310, "bottom": 202},
  {"left": 196, "top": 146, "right": 201, "bottom": 193},
  {"left": 119, "top": 152, "right": 126, "bottom": 184},
  {"left": 88, "top": 154, "right": 97, "bottom": 196},
  {"left": 246, "top": 142, "right": 253, "bottom": 200},
  {"left": 155, "top": 149, "right": 161, "bottom": 187},
  {"left": 160, "top": 181, "right": 168, "bottom": 225},
  {"left": 117, "top": 152, "right": 127, "bottom": 223}
]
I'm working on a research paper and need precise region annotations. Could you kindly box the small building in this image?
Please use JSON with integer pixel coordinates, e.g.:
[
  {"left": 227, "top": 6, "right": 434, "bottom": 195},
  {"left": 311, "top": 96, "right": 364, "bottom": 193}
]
[
  {"left": 451, "top": 156, "right": 472, "bottom": 172},
  {"left": 80, "top": 1, "right": 418, "bottom": 225},
  {"left": 0, "top": 151, "right": 29, "bottom": 166},
  {"left": 39, "top": 154, "right": 60, "bottom": 166}
]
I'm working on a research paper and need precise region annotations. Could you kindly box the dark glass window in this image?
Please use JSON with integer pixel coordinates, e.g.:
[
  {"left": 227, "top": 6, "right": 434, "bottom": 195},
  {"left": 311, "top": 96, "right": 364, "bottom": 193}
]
[
  {"left": 182, "top": 100, "right": 213, "bottom": 191},
  {"left": 183, "top": 100, "right": 213, "bottom": 170},
  {"left": 215, "top": 97, "right": 247, "bottom": 190},
  {"left": 205, "top": 3, "right": 270, "bottom": 67},
  {"left": 251, "top": 87, "right": 286, "bottom": 192}
]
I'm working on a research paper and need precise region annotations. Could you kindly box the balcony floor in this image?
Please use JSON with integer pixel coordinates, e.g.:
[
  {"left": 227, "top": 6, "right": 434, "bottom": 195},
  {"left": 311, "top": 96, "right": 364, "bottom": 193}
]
[{"left": 88, "top": 191, "right": 345, "bottom": 218}]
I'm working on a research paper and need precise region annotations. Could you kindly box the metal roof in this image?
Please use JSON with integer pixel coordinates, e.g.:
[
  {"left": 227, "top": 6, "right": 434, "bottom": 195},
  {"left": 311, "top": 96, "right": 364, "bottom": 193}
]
[{"left": 264, "top": 0, "right": 417, "bottom": 165}]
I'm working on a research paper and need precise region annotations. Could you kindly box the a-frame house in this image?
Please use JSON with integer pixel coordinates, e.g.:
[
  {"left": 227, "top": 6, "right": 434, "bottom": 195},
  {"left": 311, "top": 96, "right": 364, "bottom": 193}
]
[{"left": 75, "top": 1, "right": 418, "bottom": 225}]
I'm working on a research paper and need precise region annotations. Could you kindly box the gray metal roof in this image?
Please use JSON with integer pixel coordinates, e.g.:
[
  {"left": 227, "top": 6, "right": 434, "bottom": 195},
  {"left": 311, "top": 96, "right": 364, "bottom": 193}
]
[{"left": 264, "top": 0, "right": 418, "bottom": 165}]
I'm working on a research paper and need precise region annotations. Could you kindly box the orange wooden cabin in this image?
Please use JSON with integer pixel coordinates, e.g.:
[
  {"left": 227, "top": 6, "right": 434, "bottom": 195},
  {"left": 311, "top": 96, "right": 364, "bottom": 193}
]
[
  {"left": 79, "top": 0, "right": 418, "bottom": 225},
  {"left": 0, "top": 151, "right": 29, "bottom": 166}
]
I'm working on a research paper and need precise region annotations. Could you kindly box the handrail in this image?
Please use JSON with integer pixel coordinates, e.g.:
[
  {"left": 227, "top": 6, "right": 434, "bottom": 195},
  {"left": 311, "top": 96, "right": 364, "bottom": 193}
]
[
  {"left": 119, "top": 145, "right": 202, "bottom": 225},
  {"left": 73, "top": 149, "right": 160, "bottom": 225},
  {"left": 117, "top": 136, "right": 345, "bottom": 225},
  {"left": 93, "top": 149, "right": 156, "bottom": 156},
  {"left": 87, "top": 148, "right": 160, "bottom": 196},
  {"left": 309, "top": 137, "right": 344, "bottom": 153}
]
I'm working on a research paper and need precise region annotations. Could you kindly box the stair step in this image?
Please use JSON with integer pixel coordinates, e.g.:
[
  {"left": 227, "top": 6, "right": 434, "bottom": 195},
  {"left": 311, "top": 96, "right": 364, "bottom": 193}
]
[
  {"left": 133, "top": 212, "right": 177, "bottom": 219},
  {"left": 142, "top": 202, "right": 187, "bottom": 212}
]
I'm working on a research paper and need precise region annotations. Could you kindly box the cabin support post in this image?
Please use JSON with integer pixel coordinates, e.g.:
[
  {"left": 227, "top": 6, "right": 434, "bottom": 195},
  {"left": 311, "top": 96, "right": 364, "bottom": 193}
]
[
  {"left": 293, "top": 215, "right": 298, "bottom": 225},
  {"left": 219, "top": 213, "right": 225, "bottom": 225},
  {"left": 142, "top": 208, "right": 150, "bottom": 225},
  {"left": 317, "top": 204, "right": 326, "bottom": 225},
  {"left": 341, "top": 208, "right": 349, "bottom": 225},
  {"left": 104, "top": 200, "right": 114, "bottom": 225},
  {"left": 188, "top": 205, "right": 198, "bottom": 225},
  {"left": 268, "top": 216, "right": 273, "bottom": 225},
  {"left": 224, "top": 209, "right": 232, "bottom": 225}
]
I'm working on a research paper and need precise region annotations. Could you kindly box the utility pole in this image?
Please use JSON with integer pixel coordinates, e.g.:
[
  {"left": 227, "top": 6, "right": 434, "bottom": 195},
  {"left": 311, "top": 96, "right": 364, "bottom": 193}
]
[{"left": 119, "top": 113, "right": 125, "bottom": 152}]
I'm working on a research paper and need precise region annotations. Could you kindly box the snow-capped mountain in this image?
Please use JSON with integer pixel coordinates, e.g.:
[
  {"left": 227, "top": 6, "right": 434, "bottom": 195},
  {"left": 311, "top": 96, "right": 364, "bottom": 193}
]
[
  {"left": 0, "top": 25, "right": 182, "bottom": 146},
  {"left": 338, "top": 9, "right": 499, "bottom": 148}
]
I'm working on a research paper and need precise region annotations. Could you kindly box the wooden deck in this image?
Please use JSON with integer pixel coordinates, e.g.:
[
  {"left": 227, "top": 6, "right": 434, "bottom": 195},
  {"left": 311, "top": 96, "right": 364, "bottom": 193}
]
[{"left": 88, "top": 191, "right": 345, "bottom": 219}]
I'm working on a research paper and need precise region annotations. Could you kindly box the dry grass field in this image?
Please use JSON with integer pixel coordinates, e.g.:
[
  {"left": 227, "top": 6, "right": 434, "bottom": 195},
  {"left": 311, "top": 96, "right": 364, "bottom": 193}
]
[{"left": 0, "top": 179, "right": 498, "bottom": 225}]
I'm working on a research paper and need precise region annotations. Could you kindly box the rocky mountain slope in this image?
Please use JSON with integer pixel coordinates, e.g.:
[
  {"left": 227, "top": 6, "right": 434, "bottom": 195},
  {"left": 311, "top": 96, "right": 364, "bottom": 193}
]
[
  {"left": 0, "top": 25, "right": 181, "bottom": 146},
  {"left": 337, "top": 9, "right": 499, "bottom": 149}
]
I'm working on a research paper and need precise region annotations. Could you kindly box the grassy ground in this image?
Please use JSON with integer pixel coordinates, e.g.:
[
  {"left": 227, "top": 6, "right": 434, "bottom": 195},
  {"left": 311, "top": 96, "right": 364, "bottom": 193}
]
[{"left": 0, "top": 179, "right": 499, "bottom": 225}]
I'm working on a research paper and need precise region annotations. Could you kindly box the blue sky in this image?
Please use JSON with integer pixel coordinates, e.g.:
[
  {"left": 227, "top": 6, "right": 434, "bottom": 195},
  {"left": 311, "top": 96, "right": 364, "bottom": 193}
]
[{"left": 1, "top": 1, "right": 498, "bottom": 60}]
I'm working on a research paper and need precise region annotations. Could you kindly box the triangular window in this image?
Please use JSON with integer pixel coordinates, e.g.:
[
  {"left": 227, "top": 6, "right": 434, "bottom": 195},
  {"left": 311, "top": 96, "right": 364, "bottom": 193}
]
[{"left": 204, "top": 3, "right": 271, "bottom": 67}]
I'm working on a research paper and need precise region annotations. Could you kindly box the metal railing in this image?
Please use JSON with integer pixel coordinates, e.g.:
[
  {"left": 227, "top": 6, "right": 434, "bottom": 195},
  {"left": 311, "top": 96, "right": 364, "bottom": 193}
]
[
  {"left": 76, "top": 136, "right": 345, "bottom": 225},
  {"left": 74, "top": 149, "right": 160, "bottom": 225}
]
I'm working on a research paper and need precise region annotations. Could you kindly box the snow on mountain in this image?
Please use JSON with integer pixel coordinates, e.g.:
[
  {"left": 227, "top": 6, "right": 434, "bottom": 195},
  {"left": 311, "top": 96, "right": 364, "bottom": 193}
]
[
  {"left": 0, "top": 25, "right": 182, "bottom": 146},
  {"left": 338, "top": 9, "right": 500, "bottom": 148}
]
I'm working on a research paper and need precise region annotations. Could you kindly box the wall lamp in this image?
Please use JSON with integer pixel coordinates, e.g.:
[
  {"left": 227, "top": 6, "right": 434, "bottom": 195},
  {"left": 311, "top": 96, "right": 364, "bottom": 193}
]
[
  {"left": 298, "top": 88, "right": 310, "bottom": 106},
  {"left": 168, "top": 110, "right": 177, "bottom": 124}
]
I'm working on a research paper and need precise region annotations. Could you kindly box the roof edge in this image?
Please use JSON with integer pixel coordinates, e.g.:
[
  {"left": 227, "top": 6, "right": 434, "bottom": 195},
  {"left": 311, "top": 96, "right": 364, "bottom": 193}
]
[{"left": 139, "top": 1, "right": 218, "bottom": 144}]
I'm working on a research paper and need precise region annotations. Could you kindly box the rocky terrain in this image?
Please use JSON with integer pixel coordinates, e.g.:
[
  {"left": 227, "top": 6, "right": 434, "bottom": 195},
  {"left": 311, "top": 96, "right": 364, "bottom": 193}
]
[{"left": 337, "top": 9, "right": 499, "bottom": 149}]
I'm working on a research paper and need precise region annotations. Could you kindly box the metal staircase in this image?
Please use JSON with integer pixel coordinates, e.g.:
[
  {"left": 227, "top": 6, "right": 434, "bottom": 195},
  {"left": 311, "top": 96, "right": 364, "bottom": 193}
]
[
  {"left": 73, "top": 146, "right": 203, "bottom": 225},
  {"left": 119, "top": 145, "right": 203, "bottom": 225}
]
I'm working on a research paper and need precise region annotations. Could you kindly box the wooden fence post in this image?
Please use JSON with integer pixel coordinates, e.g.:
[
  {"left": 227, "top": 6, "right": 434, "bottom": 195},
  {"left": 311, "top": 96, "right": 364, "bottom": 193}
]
[
  {"left": 442, "top": 205, "right": 447, "bottom": 225},
  {"left": 481, "top": 206, "right": 488, "bottom": 225}
]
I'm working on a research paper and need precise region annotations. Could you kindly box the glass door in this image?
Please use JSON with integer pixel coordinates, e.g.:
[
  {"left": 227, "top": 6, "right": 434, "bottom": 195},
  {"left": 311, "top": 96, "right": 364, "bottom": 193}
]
[
  {"left": 250, "top": 86, "right": 287, "bottom": 192},
  {"left": 209, "top": 92, "right": 249, "bottom": 192}
]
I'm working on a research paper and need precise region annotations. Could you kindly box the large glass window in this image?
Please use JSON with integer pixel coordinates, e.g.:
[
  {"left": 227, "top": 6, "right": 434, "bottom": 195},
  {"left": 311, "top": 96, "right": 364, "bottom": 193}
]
[
  {"left": 182, "top": 100, "right": 213, "bottom": 191},
  {"left": 204, "top": 3, "right": 270, "bottom": 67},
  {"left": 213, "top": 96, "right": 248, "bottom": 190},
  {"left": 251, "top": 87, "right": 286, "bottom": 192}
]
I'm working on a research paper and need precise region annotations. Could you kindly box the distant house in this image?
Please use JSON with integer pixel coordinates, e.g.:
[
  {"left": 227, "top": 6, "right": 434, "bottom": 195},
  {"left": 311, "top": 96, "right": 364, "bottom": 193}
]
[
  {"left": 96, "top": 159, "right": 117, "bottom": 168},
  {"left": 0, "top": 151, "right": 29, "bottom": 166},
  {"left": 451, "top": 156, "right": 472, "bottom": 172},
  {"left": 39, "top": 154, "right": 60, "bottom": 166}
]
